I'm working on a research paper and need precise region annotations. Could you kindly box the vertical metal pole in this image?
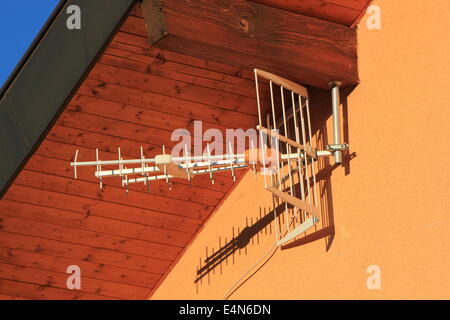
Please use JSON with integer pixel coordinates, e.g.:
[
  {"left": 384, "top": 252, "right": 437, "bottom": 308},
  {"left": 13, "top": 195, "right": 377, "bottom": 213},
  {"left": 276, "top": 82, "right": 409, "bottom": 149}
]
[{"left": 329, "top": 81, "right": 343, "bottom": 165}]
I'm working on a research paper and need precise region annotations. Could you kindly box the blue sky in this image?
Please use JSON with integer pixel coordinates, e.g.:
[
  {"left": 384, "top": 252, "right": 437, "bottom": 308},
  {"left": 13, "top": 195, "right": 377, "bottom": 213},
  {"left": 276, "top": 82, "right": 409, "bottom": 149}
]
[{"left": 0, "top": 0, "right": 60, "bottom": 88}]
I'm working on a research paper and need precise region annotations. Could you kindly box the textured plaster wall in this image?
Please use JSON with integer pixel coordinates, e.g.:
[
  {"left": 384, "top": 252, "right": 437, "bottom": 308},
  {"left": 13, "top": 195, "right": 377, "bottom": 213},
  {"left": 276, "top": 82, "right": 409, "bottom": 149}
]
[{"left": 151, "top": 0, "right": 450, "bottom": 299}]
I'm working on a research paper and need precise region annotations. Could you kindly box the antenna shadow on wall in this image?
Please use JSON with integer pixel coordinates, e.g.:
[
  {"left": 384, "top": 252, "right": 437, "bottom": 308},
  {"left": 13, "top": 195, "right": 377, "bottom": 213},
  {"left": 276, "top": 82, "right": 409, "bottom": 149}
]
[{"left": 194, "top": 201, "right": 285, "bottom": 286}]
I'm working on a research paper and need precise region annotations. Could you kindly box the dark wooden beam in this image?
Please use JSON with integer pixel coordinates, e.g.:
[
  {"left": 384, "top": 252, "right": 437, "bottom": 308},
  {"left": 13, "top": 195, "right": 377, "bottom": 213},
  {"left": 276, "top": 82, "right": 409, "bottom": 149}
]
[
  {"left": 141, "top": 0, "right": 168, "bottom": 44},
  {"left": 141, "top": 0, "right": 358, "bottom": 89}
]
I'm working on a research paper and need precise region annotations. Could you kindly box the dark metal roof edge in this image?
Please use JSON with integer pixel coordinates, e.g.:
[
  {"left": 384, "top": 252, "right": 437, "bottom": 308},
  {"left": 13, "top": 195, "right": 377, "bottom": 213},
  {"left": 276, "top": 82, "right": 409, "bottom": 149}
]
[
  {"left": 0, "top": 0, "right": 137, "bottom": 198},
  {"left": 0, "top": 0, "right": 68, "bottom": 99}
]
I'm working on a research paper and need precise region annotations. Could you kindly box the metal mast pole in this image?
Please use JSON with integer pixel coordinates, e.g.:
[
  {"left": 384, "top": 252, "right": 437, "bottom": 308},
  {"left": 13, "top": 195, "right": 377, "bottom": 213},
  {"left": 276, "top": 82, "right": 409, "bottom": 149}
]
[{"left": 329, "top": 81, "right": 343, "bottom": 164}]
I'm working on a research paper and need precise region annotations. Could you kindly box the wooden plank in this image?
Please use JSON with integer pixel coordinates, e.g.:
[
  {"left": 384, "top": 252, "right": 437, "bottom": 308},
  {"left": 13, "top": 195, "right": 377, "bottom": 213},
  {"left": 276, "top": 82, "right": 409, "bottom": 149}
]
[
  {"left": 0, "top": 215, "right": 182, "bottom": 261},
  {"left": 16, "top": 168, "right": 220, "bottom": 220},
  {"left": 0, "top": 294, "right": 28, "bottom": 300},
  {"left": 4, "top": 184, "right": 203, "bottom": 234},
  {"left": 3, "top": 163, "right": 203, "bottom": 232},
  {"left": 104, "top": 44, "right": 255, "bottom": 87},
  {"left": 0, "top": 262, "right": 149, "bottom": 300},
  {"left": 76, "top": 78, "right": 257, "bottom": 127},
  {"left": 247, "top": 0, "right": 361, "bottom": 25},
  {"left": 0, "top": 247, "right": 158, "bottom": 290},
  {"left": 66, "top": 95, "right": 232, "bottom": 135},
  {"left": 56, "top": 106, "right": 254, "bottom": 160},
  {"left": 12, "top": 170, "right": 213, "bottom": 219},
  {"left": 75, "top": 81, "right": 258, "bottom": 128},
  {"left": 266, "top": 186, "right": 320, "bottom": 218},
  {"left": 0, "top": 279, "right": 113, "bottom": 300},
  {"left": 46, "top": 123, "right": 160, "bottom": 156},
  {"left": 325, "top": 0, "right": 370, "bottom": 10},
  {"left": 146, "top": 0, "right": 358, "bottom": 89},
  {"left": 58, "top": 107, "right": 172, "bottom": 146},
  {"left": 87, "top": 63, "right": 257, "bottom": 116},
  {"left": 0, "top": 231, "right": 171, "bottom": 274},
  {"left": 100, "top": 50, "right": 258, "bottom": 99},
  {"left": 0, "top": 199, "right": 192, "bottom": 248},
  {"left": 62, "top": 107, "right": 255, "bottom": 164},
  {"left": 111, "top": 32, "right": 255, "bottom": 80}
]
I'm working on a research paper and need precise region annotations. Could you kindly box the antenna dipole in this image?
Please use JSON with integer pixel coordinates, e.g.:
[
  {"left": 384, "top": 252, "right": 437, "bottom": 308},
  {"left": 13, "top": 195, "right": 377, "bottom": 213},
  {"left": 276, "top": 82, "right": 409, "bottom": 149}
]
[{"left": 69, "top": 143, "right": 321, "bottom": 189}]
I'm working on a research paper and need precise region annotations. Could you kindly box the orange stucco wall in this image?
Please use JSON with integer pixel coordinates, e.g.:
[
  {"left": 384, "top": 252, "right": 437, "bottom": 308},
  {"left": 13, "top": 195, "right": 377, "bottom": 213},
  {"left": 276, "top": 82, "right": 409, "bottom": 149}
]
[{"left": 151, "top": 0, "right": 450, "bottom": 299}]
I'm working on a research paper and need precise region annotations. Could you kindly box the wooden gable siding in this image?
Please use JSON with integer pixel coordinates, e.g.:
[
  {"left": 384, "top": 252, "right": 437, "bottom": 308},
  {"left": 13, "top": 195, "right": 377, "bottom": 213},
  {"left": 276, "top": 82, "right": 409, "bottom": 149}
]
[
  {"left": 0, "top": 7, "right": 258, "bottom": 300},
  {"left": 248, "top": 0, "right": 373, "bottom": 26}
]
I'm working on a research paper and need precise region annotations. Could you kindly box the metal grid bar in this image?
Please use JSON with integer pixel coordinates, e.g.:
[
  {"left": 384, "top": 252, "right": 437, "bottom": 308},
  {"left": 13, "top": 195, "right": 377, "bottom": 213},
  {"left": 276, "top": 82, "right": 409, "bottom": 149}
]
[
  {"left": 253, "top": 69, "right": 320, "bottom": 246},
  {"left": 254, "top": 69, "right": 268, "bottom": 188},
  {"left": 291, "top": 93, "right": 306, "bottom": 223},
  {"left": 298, "top": 93, "right": 311, "bottom": 222},
  {"left": 269, "top": 80, "right": 288, "bottom": 237},
  {"left": 306, "top": 98, "right": 319, "bottom": 210}
]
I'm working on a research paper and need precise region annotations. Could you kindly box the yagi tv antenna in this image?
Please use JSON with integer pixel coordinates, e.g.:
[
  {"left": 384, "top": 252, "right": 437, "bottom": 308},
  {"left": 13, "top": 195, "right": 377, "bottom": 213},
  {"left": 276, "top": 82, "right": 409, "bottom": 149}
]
[{"left": 70, "top": 69, "right": 348, "bottom": 246}]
